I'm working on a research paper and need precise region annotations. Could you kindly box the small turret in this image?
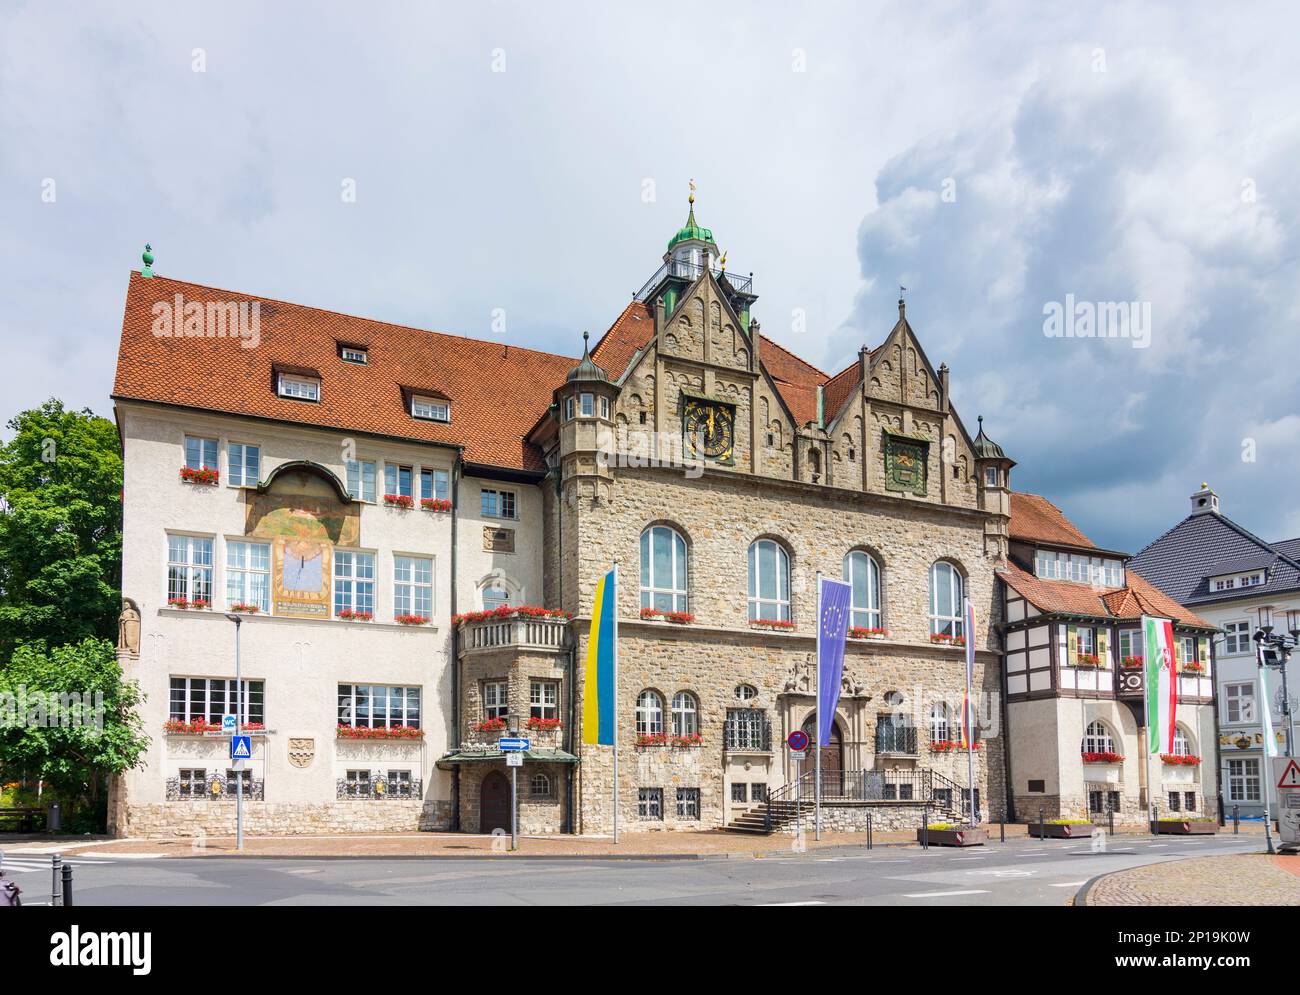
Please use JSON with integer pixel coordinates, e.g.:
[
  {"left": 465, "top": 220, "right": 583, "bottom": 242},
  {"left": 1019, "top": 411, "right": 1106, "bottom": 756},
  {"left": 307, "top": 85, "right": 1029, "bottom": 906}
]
[{"left": 553, "top": 331, "right": 620, "bottom": 507}]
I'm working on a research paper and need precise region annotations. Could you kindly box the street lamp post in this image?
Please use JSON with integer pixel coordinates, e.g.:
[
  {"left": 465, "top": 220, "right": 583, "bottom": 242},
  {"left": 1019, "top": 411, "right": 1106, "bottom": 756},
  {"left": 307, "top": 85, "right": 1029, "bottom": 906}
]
[{"left": 226, "top": 613, "right": 244, "bottom": 852}]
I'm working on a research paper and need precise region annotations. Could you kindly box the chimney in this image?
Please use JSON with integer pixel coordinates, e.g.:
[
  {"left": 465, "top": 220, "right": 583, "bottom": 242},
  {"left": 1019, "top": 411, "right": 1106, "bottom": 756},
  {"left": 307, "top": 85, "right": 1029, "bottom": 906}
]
[{"left": 1190, "top": 483, "right": 1220, "bottom": 516}]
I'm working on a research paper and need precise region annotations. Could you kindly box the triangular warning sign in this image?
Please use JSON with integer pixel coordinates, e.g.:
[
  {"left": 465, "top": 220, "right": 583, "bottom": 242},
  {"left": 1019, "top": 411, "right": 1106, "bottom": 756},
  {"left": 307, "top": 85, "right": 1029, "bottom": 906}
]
[
  {"left": 232, "top": 738, "right": 251, "bottom": 759},
  {"left": 1278, "top": 758, "right": 1300, "bottom": 789}
]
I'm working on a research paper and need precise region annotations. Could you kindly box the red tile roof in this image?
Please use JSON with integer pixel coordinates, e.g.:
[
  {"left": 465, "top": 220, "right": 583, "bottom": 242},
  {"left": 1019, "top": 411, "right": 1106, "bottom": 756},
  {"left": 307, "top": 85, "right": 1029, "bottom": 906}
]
[
  {"left": 823, "top": 361, "right": 863, "bottom": 426},
  {"left": 1009, "top": 492, "right": 1096, "bottom": 549},
  {"left": 1000, "top": 561, "right": 1213, "bottom": 628},
  {"left": 112, "top": 273, "right": 578, "bottom": 472}
]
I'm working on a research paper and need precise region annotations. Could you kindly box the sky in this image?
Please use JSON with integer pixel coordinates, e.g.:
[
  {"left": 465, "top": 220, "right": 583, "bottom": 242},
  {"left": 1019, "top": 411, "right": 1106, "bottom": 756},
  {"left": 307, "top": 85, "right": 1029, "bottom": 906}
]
[{"left": 2, "top": 1, "right": 1297, "bottom": 552}]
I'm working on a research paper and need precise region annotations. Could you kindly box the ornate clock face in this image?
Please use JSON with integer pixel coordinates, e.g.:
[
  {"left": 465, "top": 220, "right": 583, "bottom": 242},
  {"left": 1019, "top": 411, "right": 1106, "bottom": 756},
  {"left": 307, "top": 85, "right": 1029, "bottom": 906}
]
[{"left": 683, "top": 400, "right": 735, "bottom": 461}]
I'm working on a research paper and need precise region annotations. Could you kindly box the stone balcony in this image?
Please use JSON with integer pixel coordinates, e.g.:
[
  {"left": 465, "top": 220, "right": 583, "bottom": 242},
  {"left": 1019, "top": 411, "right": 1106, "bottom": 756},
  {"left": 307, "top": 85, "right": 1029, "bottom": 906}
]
[{"left": 458, "top": 613, "right": 570, "bottom": 656}]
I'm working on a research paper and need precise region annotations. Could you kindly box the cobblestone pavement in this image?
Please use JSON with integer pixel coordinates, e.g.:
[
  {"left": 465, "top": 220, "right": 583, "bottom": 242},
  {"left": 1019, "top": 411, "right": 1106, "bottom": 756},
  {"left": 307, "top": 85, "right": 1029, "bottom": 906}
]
[{"left": 1086, "top": 853, "right": 1300, "bottom": 905}]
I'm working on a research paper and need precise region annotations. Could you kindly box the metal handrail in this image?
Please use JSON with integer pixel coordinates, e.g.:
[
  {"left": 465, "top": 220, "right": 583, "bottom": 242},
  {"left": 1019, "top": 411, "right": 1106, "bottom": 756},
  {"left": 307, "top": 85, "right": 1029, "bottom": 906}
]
[{"left": 634, "top": 260, "right": 754, "bottom": 301}]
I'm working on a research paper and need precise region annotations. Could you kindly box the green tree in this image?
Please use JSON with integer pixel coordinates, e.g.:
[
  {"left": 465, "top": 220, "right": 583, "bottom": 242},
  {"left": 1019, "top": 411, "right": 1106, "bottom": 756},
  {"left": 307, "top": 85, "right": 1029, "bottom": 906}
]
[
  {"left": 0, "top": 638, "right": 148, "bottom": 829},
  {"left": 0, "top": 399, "right": 122, "bottom": 657}
]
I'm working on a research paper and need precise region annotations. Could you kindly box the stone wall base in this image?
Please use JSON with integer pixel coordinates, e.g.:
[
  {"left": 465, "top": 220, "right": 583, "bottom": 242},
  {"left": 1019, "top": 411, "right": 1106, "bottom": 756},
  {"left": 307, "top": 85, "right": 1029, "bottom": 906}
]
[
  {"left": 777, "top": 802, "right": 939, "bottom": 834},
  {"left": 120, "top": 800, "right": 452, "bottom": 837}
]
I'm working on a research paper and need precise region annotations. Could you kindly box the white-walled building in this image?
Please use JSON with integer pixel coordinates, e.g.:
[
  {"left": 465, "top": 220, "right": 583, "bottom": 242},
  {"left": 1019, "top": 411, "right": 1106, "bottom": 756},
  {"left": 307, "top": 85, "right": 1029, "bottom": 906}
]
[{"left": 1129, "top": 484, "right": 1300, "bottom": 819}]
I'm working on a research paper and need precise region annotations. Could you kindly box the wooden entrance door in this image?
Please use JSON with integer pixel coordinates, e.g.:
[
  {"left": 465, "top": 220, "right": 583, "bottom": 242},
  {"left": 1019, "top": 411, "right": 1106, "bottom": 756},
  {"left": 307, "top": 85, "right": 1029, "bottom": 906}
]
[
  {"left": 801, "top": 715, "right": 843, "bottom": 795},
  {"left": 479, "top": 770, "right": 511, "bottom": 833}
]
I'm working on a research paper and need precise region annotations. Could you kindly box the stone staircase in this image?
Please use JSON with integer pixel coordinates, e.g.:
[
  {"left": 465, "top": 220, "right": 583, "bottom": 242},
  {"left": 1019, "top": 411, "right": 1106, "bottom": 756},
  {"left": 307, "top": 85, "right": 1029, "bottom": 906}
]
[{"left": 726, "top": 799, "right": 803, "bottom": 834}]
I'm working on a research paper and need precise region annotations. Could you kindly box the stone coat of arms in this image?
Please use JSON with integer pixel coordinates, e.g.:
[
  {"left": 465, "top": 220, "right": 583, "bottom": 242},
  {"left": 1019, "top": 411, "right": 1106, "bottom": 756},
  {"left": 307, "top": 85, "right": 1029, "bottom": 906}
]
[{"left": 288, "top": 738, "right": 316, "bottom": 769}]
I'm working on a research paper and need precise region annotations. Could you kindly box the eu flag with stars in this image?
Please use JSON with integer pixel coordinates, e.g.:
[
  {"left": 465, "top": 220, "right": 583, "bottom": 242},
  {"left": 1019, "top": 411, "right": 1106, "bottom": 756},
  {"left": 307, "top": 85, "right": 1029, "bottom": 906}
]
[{"left": 817, "top": 576, "right": 853, "bottom": 747}]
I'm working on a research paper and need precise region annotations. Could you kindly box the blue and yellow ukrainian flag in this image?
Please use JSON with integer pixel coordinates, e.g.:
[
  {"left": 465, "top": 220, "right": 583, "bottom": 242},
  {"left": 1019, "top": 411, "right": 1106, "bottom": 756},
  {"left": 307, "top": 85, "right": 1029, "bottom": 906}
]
[{"left": 582, "top": 567, "right": 617, "bottom": 745}]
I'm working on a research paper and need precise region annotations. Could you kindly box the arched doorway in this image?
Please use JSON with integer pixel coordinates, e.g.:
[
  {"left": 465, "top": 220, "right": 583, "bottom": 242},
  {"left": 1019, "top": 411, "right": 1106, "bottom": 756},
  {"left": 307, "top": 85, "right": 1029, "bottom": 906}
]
[
  {"left": 479, "top": 770, "right": 510, "bottom": 834},
  {"left": 801, "top": 714, "right": 843, "bottom": 796}
]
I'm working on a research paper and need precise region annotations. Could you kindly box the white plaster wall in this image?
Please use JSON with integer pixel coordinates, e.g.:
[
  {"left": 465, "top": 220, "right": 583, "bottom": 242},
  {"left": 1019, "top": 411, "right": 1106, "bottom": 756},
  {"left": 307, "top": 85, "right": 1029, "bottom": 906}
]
[
  {"left": 455, "top": 474, "right": 544, "bottom": 610},
  {"left": 118, "top": 403, "right": 456, "bottom": 811}
]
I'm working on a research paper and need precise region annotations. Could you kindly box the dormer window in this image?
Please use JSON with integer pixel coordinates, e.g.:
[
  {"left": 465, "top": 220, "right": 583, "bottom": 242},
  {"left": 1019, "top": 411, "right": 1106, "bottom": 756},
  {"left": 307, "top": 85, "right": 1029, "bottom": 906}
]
[
  {"left": 278, "top": 373, "right": 320, "bottom": 402},
  {"left": 339, "top": 345, "right": 368, "bottom": 364},
  {"left": 411, "top": 395, "right": 450, "bottom": 422}
]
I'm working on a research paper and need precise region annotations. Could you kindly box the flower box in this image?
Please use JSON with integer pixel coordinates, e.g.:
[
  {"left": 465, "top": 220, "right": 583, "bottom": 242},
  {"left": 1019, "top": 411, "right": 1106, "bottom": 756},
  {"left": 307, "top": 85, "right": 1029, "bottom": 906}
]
[
  {"left": 1075, "top": 653, "right": 1102, "bottom": 668},
  {"left": 1028, "top": 820, "right": 1096, "bottom": 839},
  {"left": 336, "top": 724, "right": 424, "bottom": 740},
  {"left": 525, "top": 717, "right": 563, "bottom": 732},
  {"left": 167, "top": 598, "right": 209, "bottom": 610},
  {"left": 420, "top": 498, "right": 453, "bottom": 512},
  {"left": 336, "top": 609, "right": 373, "bottom": 622},
  {"left": 383, "top": 493, "right": 414, "bottom": 509},
  {"left": 1181, "top": 662, "right": 1206, "bottom": 674},
  {"left": 1120, "top": 656, "right": 1143, "bottom": 669},
  {"left": 918, "top": 825, "right": 987, "bottom": 847},
  {"left": 452, "top": 605, "right": 571, "bottom": 625},
  {"left": 229, "top": 603, "right": 260, "bottom": 614},
  {"left": 929, "top": 633, "right": 966, "bottom": 647},
  {"left": 749, "top": 618, "right": 795, "bottom": 631},
  {"left": 1081, "top": 751, "right": 1125, "bottom": 764},
  {"left": 848, "top": 627, "right": 889, "bottom": 640},
  {"left": 475, "top": 717, "right": 508, "bottom": 734},
  {"left": 395, "top": 614, "right": 430, "bottom": 626},
  {"left": 930, "top": 740, "right": 980, "bottom": 752},
  {"left": 1152, "top": 819, "right": 1218, "bottom": 835},
  {"left": 164, "top": 718, "right": 220, "bottom": 735},
  {"left": 636, "top": 732, "right": 670, "bottom": 747},
  {"left": 1160, "top": 753, "right": 1202, "bottom": 766},
  {"left": 179, "top": 466, "right": 219, "bottom": 485},
  {"left": 640, "top": 608, "right": 695, "bottom": 624}
]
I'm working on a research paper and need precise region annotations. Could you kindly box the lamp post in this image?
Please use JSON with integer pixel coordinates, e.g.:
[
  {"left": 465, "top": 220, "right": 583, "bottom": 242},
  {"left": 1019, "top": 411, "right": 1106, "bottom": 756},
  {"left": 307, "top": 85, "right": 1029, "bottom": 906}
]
[
  {"left": 1254, "top": 610, "right": 1296, "bottom": 759},
  {"left": 225, "top": 613, "right": 244, "bottom": 852}
]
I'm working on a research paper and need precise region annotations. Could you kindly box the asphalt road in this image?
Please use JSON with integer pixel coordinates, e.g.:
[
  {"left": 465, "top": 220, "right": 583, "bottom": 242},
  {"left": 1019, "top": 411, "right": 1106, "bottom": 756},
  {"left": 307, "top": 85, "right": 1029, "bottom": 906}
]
[{"left": 0, "top": 834, "right": 1265, "bottom": 906}]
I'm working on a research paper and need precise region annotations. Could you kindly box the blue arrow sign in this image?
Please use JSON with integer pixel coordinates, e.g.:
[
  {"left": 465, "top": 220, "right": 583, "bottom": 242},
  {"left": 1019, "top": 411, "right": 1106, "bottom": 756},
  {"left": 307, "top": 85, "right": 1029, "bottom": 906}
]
[
  {"left": 498, "top": 737, "right": 530, "bottom": 752},
  {"left": 230, "top": 735, "right": 252, "bottom": 760}
]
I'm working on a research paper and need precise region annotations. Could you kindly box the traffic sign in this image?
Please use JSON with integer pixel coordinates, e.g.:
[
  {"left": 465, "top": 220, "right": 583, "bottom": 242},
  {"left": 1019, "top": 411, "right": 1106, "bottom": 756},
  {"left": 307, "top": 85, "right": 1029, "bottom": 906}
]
[
  {"left": 787, "top": 730, "right": 809, "bottom": 752},
  {"left": 498, "top": 737, "right": 530, "bottom": 752},
  {"left": 1277, "top": 757, "right": 1300, "bottom": 790},
  {"left": 222, "top": 714, "right": 237, "bottom": 734},
  {"left": 506, "top": 752, "right": 523, "bottom": 767},
  {"left": 230, "top": 735, "right": 252, "bottom": 760},
  {"left": 790, "top": 749, "right": 806, "bottom": 762}
]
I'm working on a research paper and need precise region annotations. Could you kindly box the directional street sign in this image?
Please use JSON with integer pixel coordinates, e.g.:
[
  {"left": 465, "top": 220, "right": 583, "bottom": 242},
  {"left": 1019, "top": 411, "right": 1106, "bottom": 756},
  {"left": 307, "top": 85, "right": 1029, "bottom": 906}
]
[
  {"left": 506, "top": 752, "right": 524, "bottom": 767},
  {"left": 787, "top": 730, "right": 809, "bottom": 753},
  {"left": 222, "top": 714, "right": 237, "bottom": 735},
  {"left": 230, "top": 735, "right": 252, "bottom": 760},
  {"left": 1276, "top": 757, "right": 1300, "bottom": 790},
  {"left": 498, "top": 737, "right": 530, "bottom": 752}
]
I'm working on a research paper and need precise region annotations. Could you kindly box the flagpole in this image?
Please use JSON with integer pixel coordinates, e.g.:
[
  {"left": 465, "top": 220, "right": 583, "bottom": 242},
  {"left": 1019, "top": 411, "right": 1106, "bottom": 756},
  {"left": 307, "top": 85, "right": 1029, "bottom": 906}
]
[
  {"left": 612, "top": 560, "right": 620, "bottom": 846},
  {"left": 1141, "top": 617, "right": 1155, "bottom": 830},
  {"left": 1259, "top": 651, "right": 1276, "bottom": 854},
  {"left": 964, "top": 598, "right": 976, "bottom": 827},
  {"left": 815, "top": 571, "right": 822, "bottom": 842}
]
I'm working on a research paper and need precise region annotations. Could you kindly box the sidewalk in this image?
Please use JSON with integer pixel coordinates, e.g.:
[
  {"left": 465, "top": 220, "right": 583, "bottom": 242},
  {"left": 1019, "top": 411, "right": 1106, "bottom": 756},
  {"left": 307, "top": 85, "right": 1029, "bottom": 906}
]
[
  {"left": 1082, "top": 853, "right": 1300, "bottom": 905},
  {"left": 5, "top": 820, "right": 1262, "bottom": 860}
]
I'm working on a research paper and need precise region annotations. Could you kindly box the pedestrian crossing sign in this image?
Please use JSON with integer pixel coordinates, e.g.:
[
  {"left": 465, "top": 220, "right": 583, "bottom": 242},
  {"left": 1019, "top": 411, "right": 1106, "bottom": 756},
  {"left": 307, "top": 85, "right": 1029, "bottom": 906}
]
[{"left": 230, "top": 735, "right": 252, "bottom": 760}]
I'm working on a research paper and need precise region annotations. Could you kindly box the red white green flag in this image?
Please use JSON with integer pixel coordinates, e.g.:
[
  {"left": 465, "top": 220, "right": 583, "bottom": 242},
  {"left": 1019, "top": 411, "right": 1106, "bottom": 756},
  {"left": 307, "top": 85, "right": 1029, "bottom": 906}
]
[{"left": 1142, "top": 615, "right": 1178, "bottom": 755}]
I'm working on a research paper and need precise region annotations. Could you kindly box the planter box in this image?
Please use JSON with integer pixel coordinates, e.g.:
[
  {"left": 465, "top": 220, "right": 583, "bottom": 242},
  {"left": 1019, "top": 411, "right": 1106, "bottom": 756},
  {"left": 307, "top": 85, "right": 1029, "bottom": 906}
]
[
  {"left": 1152, "top": 821, "right": 1218, "bottom": 835},
  {"left": 1028, "top": 822, "right": 1096, "bottom": 839},
  {"left": 917, "top": 827, "right": 987, "bottom": 847}
]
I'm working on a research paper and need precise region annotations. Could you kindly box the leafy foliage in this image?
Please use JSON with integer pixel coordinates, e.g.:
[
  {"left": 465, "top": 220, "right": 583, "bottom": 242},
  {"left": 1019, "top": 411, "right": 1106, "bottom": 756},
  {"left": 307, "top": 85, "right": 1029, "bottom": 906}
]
[{"left": 0, "top": 399, "right": 123, "bottom": 657}]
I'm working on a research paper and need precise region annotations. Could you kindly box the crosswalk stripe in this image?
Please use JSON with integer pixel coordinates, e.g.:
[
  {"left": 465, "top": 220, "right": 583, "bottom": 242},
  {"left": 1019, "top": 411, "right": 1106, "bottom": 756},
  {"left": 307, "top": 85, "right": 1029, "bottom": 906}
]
[{"left": 902, "top": 889, "right": 990, "bottom": 898}]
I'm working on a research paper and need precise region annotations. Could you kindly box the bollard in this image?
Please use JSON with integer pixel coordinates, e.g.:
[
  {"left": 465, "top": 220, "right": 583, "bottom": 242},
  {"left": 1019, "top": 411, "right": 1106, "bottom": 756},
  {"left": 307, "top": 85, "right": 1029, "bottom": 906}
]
[
  {"left": 47, "top": 803, "right": 61, "bottom": 833},
  {"left": 61, "top": 864, "right": 73, "bottom": 907},
  {"left": 1108, "top": 805, "right": 1115, "bottom": 836},
  {"left": 921, "top": 805, "right": 930, "bottom": 850},
  {"left": 1039, "top": 806, "right": 1046, "bottom": 841},
  {"left": 999, "top": 815, "right": 1005, "bottom": 843},
  {"left": 51, "top": 854, "right": 62, "bottom": 907},
  {"left": 866, "top": 812, "right": 873, "bottom": 850},
  {"left": 1233, "top": 805, "right": 1240, "bottom": 835}
]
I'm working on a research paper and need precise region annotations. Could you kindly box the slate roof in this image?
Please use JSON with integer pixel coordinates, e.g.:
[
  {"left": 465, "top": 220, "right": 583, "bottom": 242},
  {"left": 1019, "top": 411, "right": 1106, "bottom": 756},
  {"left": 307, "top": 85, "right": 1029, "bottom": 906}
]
[{"left": 1128, "top": 508, "right": 1300, "bottom": 606}]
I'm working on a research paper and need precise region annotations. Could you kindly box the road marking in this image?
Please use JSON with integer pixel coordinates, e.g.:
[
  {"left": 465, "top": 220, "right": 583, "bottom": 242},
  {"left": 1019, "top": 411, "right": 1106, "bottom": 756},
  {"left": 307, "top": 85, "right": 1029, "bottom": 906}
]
[
  {"left": 1015, "top": 852, "right": 1051, "bottom": 857},
  {"left": 760, "top": 900, "right": 827, "bottom": 906},
  {"left": 1049, "top": 881, "right": 1088, "bottom": 888},
  {"left": 902, "top": 889, "right": 991, "bottom": 898},
  {"left": 952, "top": 856, "right": 985, "bottom": 861}
]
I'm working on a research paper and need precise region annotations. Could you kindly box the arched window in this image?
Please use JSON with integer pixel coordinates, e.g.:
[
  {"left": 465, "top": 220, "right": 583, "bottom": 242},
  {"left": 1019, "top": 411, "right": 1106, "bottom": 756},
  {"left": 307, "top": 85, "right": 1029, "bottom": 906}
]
[
  {"left": 1082, "top": 720, "right": 1115, "bottom": 755},
  {"left": 748, "top": 539, "right": 790, "bottom": 622},
  {"left": 843, "top": 551, "right": 882, "bottom": 629},
  {"left": 1172, "top": 726, "right": 1193, "bottom": 756},
  {"left": 530, "top": 772, "right": 551, "bottom": 797},
  {"left": 929, "top": 561, "right": 964, "bottom": 637},
  {"left": 671, "top": 691, "right": 698, "bottom": 737},
  {"left": 930, "top": 701, "right": 950, "bottom": 743},
  {"left": 482, "top": 585, "right": 512, "bottom": 611},
  {"left": 636, "top": 690, "right": 664, "bottom": 735},
  {"left": 640, "top": 526, "right": 688, "bottom": 613}
]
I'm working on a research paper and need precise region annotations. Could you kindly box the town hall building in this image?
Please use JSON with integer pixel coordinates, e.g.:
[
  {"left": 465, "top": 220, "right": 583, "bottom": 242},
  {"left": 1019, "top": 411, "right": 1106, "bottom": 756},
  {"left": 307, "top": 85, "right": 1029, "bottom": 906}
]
[{"left": 108, "top": 191, "right": 1163, "bottom": 836}]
